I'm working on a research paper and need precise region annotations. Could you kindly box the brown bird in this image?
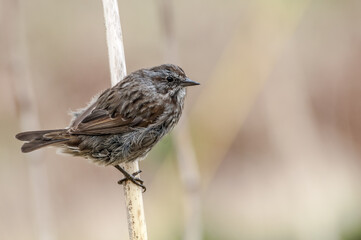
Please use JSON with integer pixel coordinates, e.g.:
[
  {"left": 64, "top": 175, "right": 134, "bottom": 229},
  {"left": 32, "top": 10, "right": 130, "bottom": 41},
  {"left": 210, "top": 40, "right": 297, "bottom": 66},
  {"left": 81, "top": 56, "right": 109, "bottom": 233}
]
[{"left": 15, "top": 64, "right": 199, "bottom": 191}]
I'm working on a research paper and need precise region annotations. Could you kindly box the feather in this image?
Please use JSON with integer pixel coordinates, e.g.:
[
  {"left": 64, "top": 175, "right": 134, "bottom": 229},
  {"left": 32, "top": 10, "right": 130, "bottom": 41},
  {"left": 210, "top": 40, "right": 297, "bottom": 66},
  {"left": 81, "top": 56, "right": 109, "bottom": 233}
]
[
  {"left": 21, "top": 139, "right": 68, "bottom": 153},
  {"left": 16, "top": 129, "right": 65, "bottom": 141}
]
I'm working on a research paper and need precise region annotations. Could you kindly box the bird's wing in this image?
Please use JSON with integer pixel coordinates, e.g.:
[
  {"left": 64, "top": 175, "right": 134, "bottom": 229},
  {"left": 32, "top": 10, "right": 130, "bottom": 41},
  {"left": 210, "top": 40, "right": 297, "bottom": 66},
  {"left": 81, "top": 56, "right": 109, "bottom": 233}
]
[{"left": 69, "top": 87, "right": 165, "bottom": 135}]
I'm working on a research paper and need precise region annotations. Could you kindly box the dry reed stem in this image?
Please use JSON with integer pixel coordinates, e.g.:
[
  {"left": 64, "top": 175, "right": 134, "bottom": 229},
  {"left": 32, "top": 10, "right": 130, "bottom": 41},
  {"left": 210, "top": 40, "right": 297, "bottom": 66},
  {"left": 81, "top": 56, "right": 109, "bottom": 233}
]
[
  {"left": 8, "top": 0, "right": 56, "bottom": 239},
  {"left": 158, "top": 0, "right": 203, "bottom": 239},
  {"left": 101, "top": 0, "right": 148, "bottom": 239}
]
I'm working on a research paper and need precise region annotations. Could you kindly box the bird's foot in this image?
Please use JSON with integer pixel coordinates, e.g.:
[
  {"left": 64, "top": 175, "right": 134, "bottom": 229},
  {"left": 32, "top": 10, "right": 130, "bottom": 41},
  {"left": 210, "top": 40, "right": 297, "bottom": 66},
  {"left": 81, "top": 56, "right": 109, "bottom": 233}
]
[{"left": 114, "top": 165, "right": 146, "bottom": 192}]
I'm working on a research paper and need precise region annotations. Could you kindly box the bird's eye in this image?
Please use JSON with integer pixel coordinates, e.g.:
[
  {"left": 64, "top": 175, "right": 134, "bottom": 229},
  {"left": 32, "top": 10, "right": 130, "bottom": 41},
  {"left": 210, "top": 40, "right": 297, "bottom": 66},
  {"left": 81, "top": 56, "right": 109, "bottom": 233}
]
[{"left": 166, "top": 76, "right": 174, "bottom": 82}]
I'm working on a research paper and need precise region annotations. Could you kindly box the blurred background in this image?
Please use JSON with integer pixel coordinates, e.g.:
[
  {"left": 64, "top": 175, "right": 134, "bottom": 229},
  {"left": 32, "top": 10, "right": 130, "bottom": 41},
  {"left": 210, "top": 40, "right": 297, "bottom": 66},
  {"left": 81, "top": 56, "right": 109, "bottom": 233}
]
[{"left": 2, "top": 0, "right": 361, "bottom": 239}]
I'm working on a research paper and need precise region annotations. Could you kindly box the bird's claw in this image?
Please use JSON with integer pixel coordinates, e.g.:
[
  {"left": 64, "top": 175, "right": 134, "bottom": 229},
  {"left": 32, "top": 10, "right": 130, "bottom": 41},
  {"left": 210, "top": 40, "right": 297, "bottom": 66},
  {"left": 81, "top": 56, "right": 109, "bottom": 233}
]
[{"left": 117, "top": 170, "right": 146, "bottom": 192}]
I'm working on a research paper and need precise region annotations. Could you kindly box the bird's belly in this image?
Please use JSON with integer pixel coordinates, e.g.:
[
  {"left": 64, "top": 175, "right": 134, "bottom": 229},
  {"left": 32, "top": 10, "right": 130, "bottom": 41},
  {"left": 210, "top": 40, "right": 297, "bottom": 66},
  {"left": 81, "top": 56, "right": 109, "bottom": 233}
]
[{"left": 61, "top": 126, "right": 169, "bottom": 166}]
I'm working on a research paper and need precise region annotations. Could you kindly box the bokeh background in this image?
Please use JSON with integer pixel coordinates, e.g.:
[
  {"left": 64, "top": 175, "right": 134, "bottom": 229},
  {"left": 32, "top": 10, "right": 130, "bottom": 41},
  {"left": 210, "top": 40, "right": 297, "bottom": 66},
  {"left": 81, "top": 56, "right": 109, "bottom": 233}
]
[{"left": 2, "top": 0, "right": 361, "bottom": 239}]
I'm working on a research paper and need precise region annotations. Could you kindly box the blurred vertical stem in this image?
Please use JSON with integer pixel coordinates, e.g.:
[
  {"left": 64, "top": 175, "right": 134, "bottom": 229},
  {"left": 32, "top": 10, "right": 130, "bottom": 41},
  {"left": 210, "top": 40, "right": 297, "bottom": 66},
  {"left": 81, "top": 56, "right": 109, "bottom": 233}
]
[
  {"left": 8, "top": 1, "right": 56, "bottom": 240},
  {"left": 174, "top": 120, "right": 202, "bottom": 240},
  {"left": 158, "top": 0, "right": 203, "bottom": 239},
  {"left": 101, "top": 0, "right": 148, "bottom": 239}
]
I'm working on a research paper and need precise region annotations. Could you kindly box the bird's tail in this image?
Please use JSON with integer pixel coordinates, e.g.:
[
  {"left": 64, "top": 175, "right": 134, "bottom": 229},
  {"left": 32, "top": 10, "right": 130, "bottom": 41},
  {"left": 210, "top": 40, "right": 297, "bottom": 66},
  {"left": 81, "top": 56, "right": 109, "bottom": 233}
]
[{"left": 15, "top": 129, "right": 69, "bottom": 153}]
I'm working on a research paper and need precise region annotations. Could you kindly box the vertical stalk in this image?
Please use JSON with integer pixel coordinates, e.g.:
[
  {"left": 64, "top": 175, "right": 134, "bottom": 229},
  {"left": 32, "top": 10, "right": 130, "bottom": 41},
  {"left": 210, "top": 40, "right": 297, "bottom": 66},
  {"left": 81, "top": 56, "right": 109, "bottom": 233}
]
[
  {"left": 158, "top": 0, "right": 202, "bottom": 239},
  {"left": 8, "top": 1, "right": 57, "bottom": 240},
  {"left": 101, "top": 0, "right": 148, "bottom": 239}
]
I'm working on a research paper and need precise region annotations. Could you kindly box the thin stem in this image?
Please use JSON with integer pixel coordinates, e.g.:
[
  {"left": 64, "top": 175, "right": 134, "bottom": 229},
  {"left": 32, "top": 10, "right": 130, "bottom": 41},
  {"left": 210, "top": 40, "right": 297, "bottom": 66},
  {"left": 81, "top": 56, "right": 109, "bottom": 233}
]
[
  {"left": 9, "top": 0, "right": 56, "bottom": 239},
  {"left": 101, "top": 0, "right": 148, "bottom": 239},
  {"left": 158, "top": 0, "right": 203, "bottom": 239}
]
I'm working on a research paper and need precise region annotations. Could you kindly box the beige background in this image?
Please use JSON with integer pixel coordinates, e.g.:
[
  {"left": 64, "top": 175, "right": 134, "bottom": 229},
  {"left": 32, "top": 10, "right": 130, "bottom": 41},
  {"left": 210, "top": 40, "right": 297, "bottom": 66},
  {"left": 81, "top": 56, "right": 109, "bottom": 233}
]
[{"left": 1, "top": 0, "right": 361, "bottom": 239}]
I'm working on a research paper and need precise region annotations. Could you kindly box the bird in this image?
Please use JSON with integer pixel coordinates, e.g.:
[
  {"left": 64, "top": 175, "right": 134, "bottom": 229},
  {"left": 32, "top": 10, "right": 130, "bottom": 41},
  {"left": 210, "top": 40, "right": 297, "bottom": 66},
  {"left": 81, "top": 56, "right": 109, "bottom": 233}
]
[{"left": 15, "top": 64, "right": 199, "bottom": 191}]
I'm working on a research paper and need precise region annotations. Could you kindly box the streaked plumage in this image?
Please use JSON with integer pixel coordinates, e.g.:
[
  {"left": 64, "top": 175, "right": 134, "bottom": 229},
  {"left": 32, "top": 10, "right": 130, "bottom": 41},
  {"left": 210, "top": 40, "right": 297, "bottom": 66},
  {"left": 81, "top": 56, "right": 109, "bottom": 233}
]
[{"left": 16, "top": 64, "right": 199, "bottom": 166}]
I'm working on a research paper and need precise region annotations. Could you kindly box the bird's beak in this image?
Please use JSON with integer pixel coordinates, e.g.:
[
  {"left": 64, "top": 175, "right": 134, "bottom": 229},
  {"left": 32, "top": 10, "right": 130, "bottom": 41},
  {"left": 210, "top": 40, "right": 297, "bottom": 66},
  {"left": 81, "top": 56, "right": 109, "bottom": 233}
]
[{"left": 180, "top": 78, "right": 200, "bottom": 87}]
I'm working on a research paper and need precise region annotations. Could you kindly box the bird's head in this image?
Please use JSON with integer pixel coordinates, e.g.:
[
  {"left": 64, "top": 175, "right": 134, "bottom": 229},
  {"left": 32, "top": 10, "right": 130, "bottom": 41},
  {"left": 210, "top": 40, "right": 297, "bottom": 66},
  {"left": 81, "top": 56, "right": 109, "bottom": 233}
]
[{"left": 141, "top": 64, "right": 199, "bottom": 98}]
